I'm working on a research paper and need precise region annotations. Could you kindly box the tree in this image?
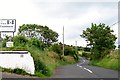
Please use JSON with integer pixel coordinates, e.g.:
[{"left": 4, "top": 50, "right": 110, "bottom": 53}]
[
  {"left": 80, "top": 23, "right": 117, "bottom": 60},
  {"left": 18, "top": 24, "right": 58, "bottom": 46}
]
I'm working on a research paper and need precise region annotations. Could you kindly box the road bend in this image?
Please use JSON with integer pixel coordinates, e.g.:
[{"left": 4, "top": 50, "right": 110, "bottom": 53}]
[
  {"left": 1, "top": 57, "right": 119, "bottom": 79},
  {"left": 52, "top": 56, "right": 118, "bottom": 78}
]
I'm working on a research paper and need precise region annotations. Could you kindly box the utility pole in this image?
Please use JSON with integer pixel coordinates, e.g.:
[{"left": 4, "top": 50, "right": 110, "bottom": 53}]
[
  {"left": 63, "top": 26, "right": 64, "bottom": 57},
  {"left": 0, "top": 32, "right": 1, "bottom": 44},
  {"left": 75, "top": 40, "right": 79, "bottom": 61},
  {"left": 75, "top": 41, "right": 77, "bottom": 53}
]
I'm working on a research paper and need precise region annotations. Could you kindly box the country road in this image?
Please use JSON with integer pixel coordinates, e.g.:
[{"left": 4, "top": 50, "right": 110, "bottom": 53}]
[
  {"left": 52, "top": 57, "right": 119, "bottom": 78},
  {"left": 1, "top": 57, "right": 119, "bottom": 80}
]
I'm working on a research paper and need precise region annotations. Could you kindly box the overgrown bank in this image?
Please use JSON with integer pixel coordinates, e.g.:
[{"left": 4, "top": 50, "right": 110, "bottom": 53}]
[
  {"left": 1, "top": 35, "right": 77, "bottom": 77},
  {"left": 78, "top": 49, "right": 119, "bottom": 70},
  {"left": 89, "top": 50, "right": 120, "bottom": 70}
]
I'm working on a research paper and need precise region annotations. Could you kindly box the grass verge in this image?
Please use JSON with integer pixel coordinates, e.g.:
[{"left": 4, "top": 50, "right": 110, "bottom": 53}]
[
  {"left": 89, "top": 50, "right": 120, "bottom": 70},
  {"left": 0, "top": 67, "right": 30, "bottom": 75}
]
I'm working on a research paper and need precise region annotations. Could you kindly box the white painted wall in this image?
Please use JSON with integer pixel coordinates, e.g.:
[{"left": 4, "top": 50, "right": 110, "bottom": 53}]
[{"left": 0, "top": 51, "right": 35, "bottom": 75}]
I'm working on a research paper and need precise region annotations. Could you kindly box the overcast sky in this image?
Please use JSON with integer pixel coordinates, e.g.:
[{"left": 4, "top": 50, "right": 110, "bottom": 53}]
[{"left": 0, "top": 0, "right": 119, "bottom": 47}]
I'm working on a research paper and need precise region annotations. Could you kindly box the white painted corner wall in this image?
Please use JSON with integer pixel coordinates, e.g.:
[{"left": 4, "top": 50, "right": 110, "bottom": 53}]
[{"left": 0, "top": 51, "right": 35, "bottom": 75}]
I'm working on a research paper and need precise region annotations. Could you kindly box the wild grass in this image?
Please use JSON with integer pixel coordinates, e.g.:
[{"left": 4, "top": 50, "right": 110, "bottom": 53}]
[
  {"left": 89, "top": 49, "right": 119, "bottom": 70},
  {"left": 1, "top": 46, "right": 76, "bottom": 77},
  {"left": 0, "top": 67, "right": 30, "bottom": 75}
]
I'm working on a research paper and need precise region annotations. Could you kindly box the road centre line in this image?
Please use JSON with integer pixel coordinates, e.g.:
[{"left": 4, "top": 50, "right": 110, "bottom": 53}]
[
  {"left": 79, "top": 57, "right": 85, "bottom": 65},
  {"left": 84, "top": 67, "right": 93, "bottom": 73},
  {"left": 77, "top": 64, "right": 81, "bottom": 67},
  {"left": 77, "top": 63, "right": 93, "bottom": 74},
  {"left": 77, "top": 57, "right": 93, "bottom": 74}
]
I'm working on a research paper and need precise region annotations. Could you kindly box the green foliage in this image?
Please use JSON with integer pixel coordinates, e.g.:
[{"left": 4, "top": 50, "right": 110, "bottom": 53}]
[
  {"left": 64, "top": 46, "right": 79, "bottom": 61},
  {"left": 35, "top": 71, "right": 46, "bottom": 78},
  {"left": 18, "top": 24, "right": 58, "bottom": 46},
  {"left": 82, "top": 52, "right": 91, "bottom": 58},
  {"left": 81, "top": 23, "right": 117, "bottom": 60},
  {"left": 13, "top": 35, "right": 29, "bottom": 47},
  {"left": 50, "top": 43, "right": 62, "bottom": 56},
  {"left": 2, "top": 35, "right": 12, "bottom": 47},
  {"left": 62, "top": 56, "right": 76, "bottom": 64},
  {"left": 2, "top": 39, "right": 7, "bottom": 47},
  {"left": 64, "top": 46, "right": 73, "bottom": 56},
  {"left": 90, "top": 57, "right": 119, "bottom": 70},
  {"left": 6, "top": 35, "right": 45, "bottom": 50},
  {"left": 29, "top": 38, "right": 45, "bottom": 50},
  {"left": 50, "top": 43, "right": 79, "bottom": 61},
  {"left": 33, "top": 57, "right": 51, "bottom": 76},
  {"left": 1, "top": 23, "right": 77, "bottom": 77},
  {"left": 27, "top": 46, "right": 76, "bottom": 77},
  {"left": 13, "top": 68, "right": 29, "bottom": 75},
  {"left": 89, "top": 50, "right": 119, "bottom": 70},
  {"left": 1, "top": 67, "right": 29, "bottom": 75},
  {"left": 83, "top": 47, "right": 91, "bottom": 52},
  {"left": 77, "top": 46, "right": 84, "bottom": 51}
]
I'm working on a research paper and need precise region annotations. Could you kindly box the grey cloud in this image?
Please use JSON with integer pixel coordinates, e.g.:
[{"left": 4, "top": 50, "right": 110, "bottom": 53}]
[
  {"left": 32, "top": 1, "right": 118, "bottom": 46},
  {"left": 34, "top": 2, "right": 117, "bottom": 18}
]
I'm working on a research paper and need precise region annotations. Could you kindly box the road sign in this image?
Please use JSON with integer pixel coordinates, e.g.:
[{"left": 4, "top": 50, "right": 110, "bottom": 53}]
[
  {"left": 6, "top": 41, "right": 14, "bottom": 47},
  {"left": 0, "top": 19, "right": 16, "bottom": 32}
]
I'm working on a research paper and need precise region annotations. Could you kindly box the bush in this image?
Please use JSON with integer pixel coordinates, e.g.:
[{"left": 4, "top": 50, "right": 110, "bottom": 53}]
[
  {"left": 83, "top": 47, "right": 91, "bottom": 52},
  {"left": 34, "top": 58, "right": 51, "bottom": 76},
  {"left": 29, "top": 49, "right": 53, "bottom": 77},
  {"left": 64, "top": 46, "right": 72, "bottom": 56},
  {"left": 29, "top": 38, "right": 45, "bottom": 50},
  {"left": 63, "top": 56, "right": 76, "bottom": 64},
  {"left": 13, "top": 35, "right": 29, "bottom": 47},
  {"left": 64, "top": 46, "right": 79, "bottom": 61},
  {"left": 13, "top": 68, "right": 28, "bottom": 75},
  {"left": 2, "top": 39, "right": 7, "bottom": 47},
  {"left": 89, "top": 50, "right": 119, "bottom": 70},
  {"left": 82, "top": 51, "right": 91, "bottom": 59},
  {"left": 64, "top": 46, "right": 76, "bottom": 56},
  {"left": 1, "top": 67, "right": 29, "bottom": 75},
  {"left": 50, "top": 43, "right": 62, "bottom": 56}
]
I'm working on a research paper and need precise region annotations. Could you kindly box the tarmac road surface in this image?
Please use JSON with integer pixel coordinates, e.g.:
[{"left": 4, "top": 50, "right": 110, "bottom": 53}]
[{"left": 52, "top": 57, "right": 119, "bottom": 78}]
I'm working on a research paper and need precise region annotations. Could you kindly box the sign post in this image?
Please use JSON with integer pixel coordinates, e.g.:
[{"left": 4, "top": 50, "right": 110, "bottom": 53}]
[
  {"left": 0, "top": 19, "right": 16, "bottom": 47},
  {"left": 0, "top": 19, "right": 16, "bottom": 79}
]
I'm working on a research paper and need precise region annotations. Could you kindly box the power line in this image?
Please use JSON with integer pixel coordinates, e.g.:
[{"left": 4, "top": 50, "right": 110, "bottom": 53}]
[{"left": 109, "top": 21, "right": 120, "bottom": 27}]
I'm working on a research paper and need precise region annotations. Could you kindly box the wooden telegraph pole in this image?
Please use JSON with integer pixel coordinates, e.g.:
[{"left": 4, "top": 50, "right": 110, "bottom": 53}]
[
  {"left": 0, "top": 32, "right": 1, "bottom": 47},
  {"left": 63, "top": 26, "right": 64, "bottom": 57},
  {"left": 75, "top": 41, "right": 77, "bottom": 53}
]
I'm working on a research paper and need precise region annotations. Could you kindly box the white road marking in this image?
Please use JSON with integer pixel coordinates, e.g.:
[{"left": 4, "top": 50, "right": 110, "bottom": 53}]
[
  {"left": 77, "top": 64, "right": 82, "bottom": 68},
  {"left": 77, "top": 64, "right": 79, "bottom": 66},
  {"left": 84, "top": 68, "right": 93, "bottom": 73},
  {"left": 79, "top": 57, "right": 85, "bottom": 65},
  {"left": 77, "top": 57, "right": 93, "bottom": 74},
  {"left": 83, "top": 60, "right": 85, "bottom": 63},
  {"left": 77, "top": 64, "right": 93, "bottom": 73},
  {"left": 79, "top": 66, "right": 82, "bottom": 68}
]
